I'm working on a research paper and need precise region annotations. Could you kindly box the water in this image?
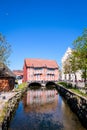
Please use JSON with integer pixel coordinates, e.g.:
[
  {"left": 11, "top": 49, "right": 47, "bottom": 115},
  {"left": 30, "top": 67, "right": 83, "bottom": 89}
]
[{"left": 8, "top": 88, "right": 86, "bottom": 130}]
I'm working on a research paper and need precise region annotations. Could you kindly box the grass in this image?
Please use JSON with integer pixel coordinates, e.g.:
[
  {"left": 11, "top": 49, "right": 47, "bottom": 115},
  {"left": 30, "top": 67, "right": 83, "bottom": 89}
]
[
  {"left": 58, "top": 81, "right": 87, "bottom": 98},
  {"left": 70, "top": 88, "right": 87, "bottom": 98},
  {"left": 0, "top": 102, "right": 8, "bottom": 123}
]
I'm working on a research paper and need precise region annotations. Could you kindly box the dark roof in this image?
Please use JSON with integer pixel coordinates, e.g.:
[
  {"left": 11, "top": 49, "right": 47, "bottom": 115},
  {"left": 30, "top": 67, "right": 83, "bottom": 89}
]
[{"left": 0, "top": 63, "right": 16, "bottom": 78}]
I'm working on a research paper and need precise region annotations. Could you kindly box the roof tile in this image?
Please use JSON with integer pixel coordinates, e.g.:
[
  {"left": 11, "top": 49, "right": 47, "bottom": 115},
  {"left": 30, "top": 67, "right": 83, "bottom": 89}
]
[{"left": 25, "top": 58, "right": 58, "bottom": 68}]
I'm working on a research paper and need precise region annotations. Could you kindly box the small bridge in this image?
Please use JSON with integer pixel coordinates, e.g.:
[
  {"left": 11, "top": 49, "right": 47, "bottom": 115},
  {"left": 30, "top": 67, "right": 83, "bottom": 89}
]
[{"left": 28, "top": 81, "right": 58, "bottom": 88}]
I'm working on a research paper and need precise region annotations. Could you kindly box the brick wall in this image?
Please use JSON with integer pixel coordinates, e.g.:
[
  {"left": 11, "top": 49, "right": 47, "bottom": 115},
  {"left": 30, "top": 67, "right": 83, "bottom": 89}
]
[{"left": 0, "top": 77, "right": 15, "bottom": 92}]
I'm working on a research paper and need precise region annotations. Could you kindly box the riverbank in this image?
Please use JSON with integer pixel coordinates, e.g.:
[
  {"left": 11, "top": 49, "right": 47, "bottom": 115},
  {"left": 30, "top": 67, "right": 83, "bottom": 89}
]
[
  {"left": 0, "top": 84, "right": 27, "bottom": 130},
  {"left": 57, "top": 84, "right": 87, "bottom": 128}
]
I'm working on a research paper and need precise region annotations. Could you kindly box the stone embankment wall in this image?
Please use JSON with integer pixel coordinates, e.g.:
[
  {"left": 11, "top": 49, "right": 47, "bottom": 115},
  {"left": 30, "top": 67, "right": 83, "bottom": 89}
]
[
  {"left": 56, "top": 84, "right": 87, "bottom": 129},
  {"left": 0, "top": 88, "right": 27, "bottom": 130}
]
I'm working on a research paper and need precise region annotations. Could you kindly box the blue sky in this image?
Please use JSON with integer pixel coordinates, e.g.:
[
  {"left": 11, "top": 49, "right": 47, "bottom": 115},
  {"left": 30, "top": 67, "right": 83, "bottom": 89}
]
[{"left": 0, "top": 0, "right": 87, "bottom": 70}]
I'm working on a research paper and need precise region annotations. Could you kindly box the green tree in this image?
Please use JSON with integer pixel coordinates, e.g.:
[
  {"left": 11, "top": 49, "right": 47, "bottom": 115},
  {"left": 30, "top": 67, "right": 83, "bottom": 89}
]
[
  {"left": 72, "top": 28, "right": 87, "bottom": 87},
  {"left": 0, "top": 33, "right": 11, "bottom": 66},
  {"left": 63, "top": 58, "right": 72, "bottom": 81},
  {"left": 69, "top": 51, "right": 80, "bottom": 86}
]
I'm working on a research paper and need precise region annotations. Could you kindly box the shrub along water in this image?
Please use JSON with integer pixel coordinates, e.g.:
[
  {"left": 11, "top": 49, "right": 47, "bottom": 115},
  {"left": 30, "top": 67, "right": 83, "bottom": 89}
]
[{"left": 14, "top": 82, "right": 27, "bottom": 92}]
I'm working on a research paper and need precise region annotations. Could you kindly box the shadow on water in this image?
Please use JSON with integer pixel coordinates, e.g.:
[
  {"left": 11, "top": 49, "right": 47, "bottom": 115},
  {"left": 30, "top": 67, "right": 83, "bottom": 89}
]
[
  {"left": 29, "top": 85, "right": 41, "bottom": 90},
  {"left": 45, "top": 85, "right": 56, "bottom": 90},
  {"left": 8, "top": 85, "right": 86, "bottom": 130}
]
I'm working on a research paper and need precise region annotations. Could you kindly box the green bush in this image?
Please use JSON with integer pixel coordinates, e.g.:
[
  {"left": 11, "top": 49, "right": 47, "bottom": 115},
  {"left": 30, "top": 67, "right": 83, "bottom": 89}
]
[
  {"left": 14, "top": 82, "right": 27, "bottom": 92},
  {"left": 18, "top": 82, "right": 27, "bottom": 89},
  {"left": 58, "top": 82, "right": 72, "bottom": 89},
  {"left": 68, "top": 83, "right": 72, "bottom": 88},
  {"left": 58, "top": 82, "right": 67, "bottom": 87}
]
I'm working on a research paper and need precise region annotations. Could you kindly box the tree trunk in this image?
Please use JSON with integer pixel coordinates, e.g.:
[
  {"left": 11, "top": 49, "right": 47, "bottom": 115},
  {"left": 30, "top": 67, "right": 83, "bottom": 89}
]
[
  {"left": 84, "top": 68, "right": 87, "bottom": 88},
  {"left": 69, "top": 73, "right": 71, "bottom": 81},
  {"left": 65, "top": 74, "right": 66, "bottom": 81},
  {"left": 74, "top": 73, "right": 77, "bottom": 88}
]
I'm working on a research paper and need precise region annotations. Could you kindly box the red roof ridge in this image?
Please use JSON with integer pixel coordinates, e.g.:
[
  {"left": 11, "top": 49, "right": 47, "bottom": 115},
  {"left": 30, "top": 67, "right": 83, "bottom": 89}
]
[{"left": 24, "top": 58, "right": 58, "bottom": 68}]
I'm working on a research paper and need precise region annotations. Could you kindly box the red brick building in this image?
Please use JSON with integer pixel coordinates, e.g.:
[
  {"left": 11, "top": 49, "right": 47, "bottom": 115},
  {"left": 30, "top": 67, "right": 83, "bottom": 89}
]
[
  {"left": 13, "top": 70, "right": 23, "bottom": 79},
  {"left": 23, "top": 58, "right": 59, "bottom": 82}
]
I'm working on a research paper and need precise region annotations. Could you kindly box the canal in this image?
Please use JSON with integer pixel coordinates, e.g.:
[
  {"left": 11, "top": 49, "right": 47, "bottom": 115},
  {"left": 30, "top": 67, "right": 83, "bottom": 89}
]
[{"left": 8, "top": 87, "right": 86, "bottom": 130}]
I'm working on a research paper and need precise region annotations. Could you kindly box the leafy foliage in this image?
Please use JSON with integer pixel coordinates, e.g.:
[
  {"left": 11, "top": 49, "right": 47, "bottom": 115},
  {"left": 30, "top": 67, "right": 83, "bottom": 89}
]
[
  {"left": 62, "top": 29, "right": 87, "bottom": 87},
  {"left": 72, "top": 28, "right": 87, "bottom": 87},
  {"left": 0, "top": 33, "right": 11, "bottom": 65}
]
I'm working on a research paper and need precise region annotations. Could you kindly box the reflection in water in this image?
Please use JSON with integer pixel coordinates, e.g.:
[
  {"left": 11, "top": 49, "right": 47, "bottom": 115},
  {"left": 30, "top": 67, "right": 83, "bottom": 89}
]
[
  {"left": 27, "top": 89, "right": 57, "bottom": 104},
  {"left": 23, "top": 89, "right": 58, "bottom": 113},
  {"left": 8, "top": 88, "right": 86, "bottom": 130}
]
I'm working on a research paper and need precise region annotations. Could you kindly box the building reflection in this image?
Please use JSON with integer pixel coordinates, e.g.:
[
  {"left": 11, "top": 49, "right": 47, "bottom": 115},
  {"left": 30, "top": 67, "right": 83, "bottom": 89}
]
[{"left": 22, "top": 89, "right": 58, "bottom": 113}]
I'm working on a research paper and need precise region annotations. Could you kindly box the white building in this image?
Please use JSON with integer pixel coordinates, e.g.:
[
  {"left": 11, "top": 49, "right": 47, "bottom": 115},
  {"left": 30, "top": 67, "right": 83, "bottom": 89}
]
[{"left": 61, "top": 47, "right": 82, "bottom": 82}]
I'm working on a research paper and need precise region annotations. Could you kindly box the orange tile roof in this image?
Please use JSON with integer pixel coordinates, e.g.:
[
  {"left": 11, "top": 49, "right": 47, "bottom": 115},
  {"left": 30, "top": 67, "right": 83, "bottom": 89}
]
[
  {"left": 25, "top": 58, "right": 58, "bottom": 68},
  {"left": 13, "top": 70, "right": 23, "bottom": 76}
]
